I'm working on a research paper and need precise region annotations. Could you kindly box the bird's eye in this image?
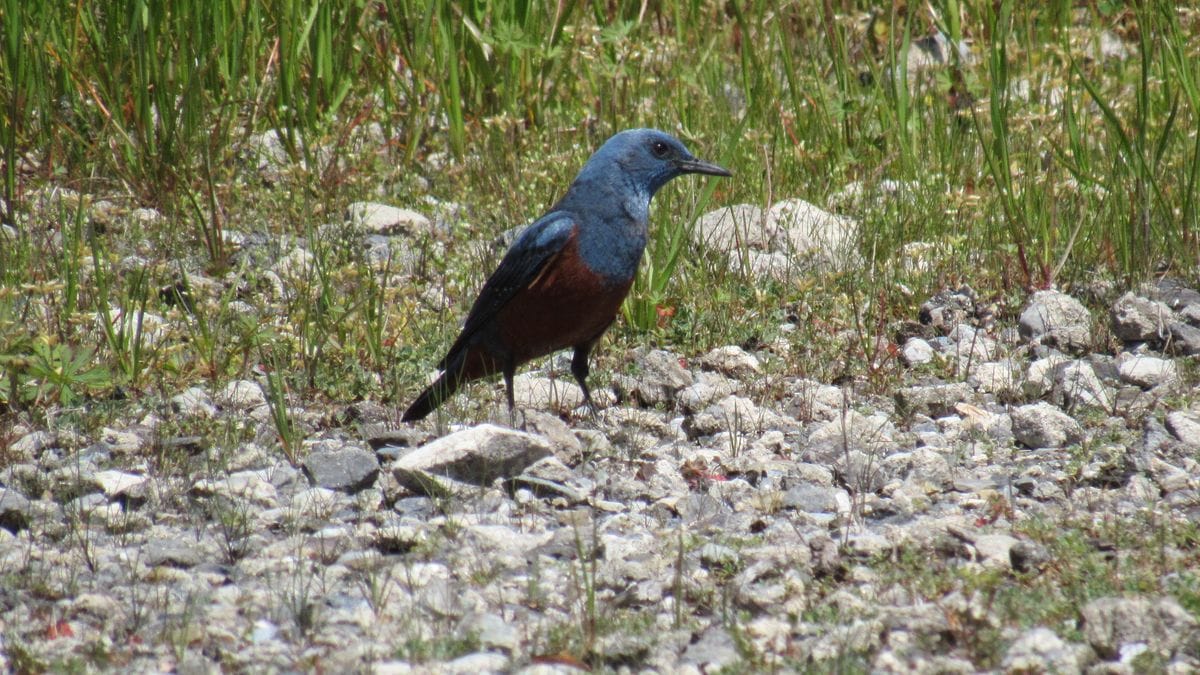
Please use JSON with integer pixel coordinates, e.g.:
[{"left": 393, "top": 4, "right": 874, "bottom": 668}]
[{"left": 651, "top": 141, "right": 670, "bottom": 158}]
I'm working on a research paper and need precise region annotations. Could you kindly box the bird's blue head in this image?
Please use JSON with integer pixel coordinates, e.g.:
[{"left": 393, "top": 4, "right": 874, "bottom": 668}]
[{"left": 578, "top": 128, "right": 732, "bottom": 196}]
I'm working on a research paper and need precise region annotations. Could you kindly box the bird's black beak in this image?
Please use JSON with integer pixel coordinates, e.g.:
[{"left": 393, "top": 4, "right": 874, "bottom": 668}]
[{"left": 677, "top": 157, "right": 733, "bottom": 177}]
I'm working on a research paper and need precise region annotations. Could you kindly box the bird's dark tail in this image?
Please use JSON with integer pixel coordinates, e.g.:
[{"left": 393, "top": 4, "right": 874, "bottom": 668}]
[
  {"left": 403, "top": 348, "right": 505, "bottom": 422},
  {"left": 401, "top": 372, "right": 459, "bottom": 422}
]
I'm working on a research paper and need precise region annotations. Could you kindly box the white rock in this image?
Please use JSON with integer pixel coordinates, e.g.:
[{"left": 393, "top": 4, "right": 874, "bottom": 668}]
[
  {"left": 687, "top": 395, "right": 788, "bottom": 437},
  {"left": 98, "top": 427, "right": 144, "bottom": 454},
  {"left": 72, "top": 593, "right": 126, "bottom": 623},
  {"left": 896, "top": 381, "right": 972, "bottom": 417},
  {"left": 1149, "top": 458, "right": 1192, "bottom": 493},
  {"left": 899, "top": 241, "right": 942, "bottom": 273},
  {"left": 347, "top": 202, "right": 433, "bottom": 236},
  {"left": 392, "top": 424, "right": 552, "bottom": 496},
  {"left": 458, "top": 612, "right": 519, "bottom": 651},
  {"left": 91, "top": 470, "right": 147, "bottom": 498},
  {"left": 291, "top": 487, "right": 341, "bottom": 516},
  {"left": 95, "top": 307, "right": 169, "bottom": 347},
  {"left": 1097, "top": 30, "right": 1129, "bottom": 61},
  {"left": 901, "top": 338, "right": 934, "bottom": 366},
  {"left": 907, "top": 31, "right": 972, "bottom": 72},
  {"left": 172, "top": 387, "right": 217, "bottom": 418},
  {"left": 1165, "top": 411, "right": 1200, "bottom": 447},
  {"left": 698, "top": 345, "right": 760, "bottom": 377},
  {"left": 974, "top": 534, "right": 1018, "bottom": 569},
  {"left": 693, "top": 204, "right": 769, "bottom": 253},
  {"left": 614, "top": 348, "right": 693, "bottom": 407},
  {"left": 193, "top": 470, "right": 278, "bottom": 507},
  {"left": 129, "top": 207, "right": 165, "bottom": 225},
  {"left": 735, "top": 250, "right": 797, "bottom": 282},
  {"left": 368, "top": 662, "right": 413, "bottom": 675},
  {"left": 1111, "top": 292, "right": 1172, "bottom": 342},
  {"left": 445, "top": 652, "right": 509, "bottom": 674},
  {"left": 949, "top": 324, "right": 1000, "bottom": 364},
  {"left": 1003, "top": 627, "right": 1088, "bottom": 673},
  {"left": 467, "top": 524, "right": 554, "bottom": 557},
  {"left": 1117, "top": 355, "right": 1178, "bottom": 388},
  {"left": 695, "top": 199, "right": 860, "bottom": 274},
  {"left": 1025, "top": 353, "right": 1070, "bottom": 397},
  {"left": 1019, "top": 290, "right": 1092, "bottom": 351},
  {"left": 1081, "top": 596, "right": 1198, "bottom": 658},
  {"left": 899, "top": 447, "right": 952, "bottom": 487},
  {"left": 747, "top": 616, "right": 794, "bottom": 654},
  {"left": 806, "top": 410, "right": 896, "bottom": 460},
  {"left": 11, "top": 430, "right": 55, "bottom": 457},
  {"left": 846, "top": 532, "right": 891, "bottom": 557},
  {"left": 512, "top": 373, "right": 586, "bottom": 411},
  {"left": 677, "top": 372, "right": 739, "bottom": 413},
  {"left": 971, "top": 360, "right": 1020, "bottom": 395},
  {"left": 766, "top": 198, "right": 860, "bottom": 272},
  {"left": 829, "top": 179, "right": 919, "bottom": 210},
  {"left": 1011, "top": 402, "right": 1082, "bottom": 448},
  {"left": 251, "top": 619, "right": 279, "bottom": 643},
  {"left": 1056, "top": 361, "right": 1112, "bottom": 410},
  {"left": 681, "top": 624, "right": 740, "bottom": 669},
  {"left": 271, "top": 247, "right": 315, "bottom": 279},
  {"left": 216, "top": 379, "right": 267, "bottom": 409},
  {"left": 245, "top": 129, "right": 294, "bottom": 177}
]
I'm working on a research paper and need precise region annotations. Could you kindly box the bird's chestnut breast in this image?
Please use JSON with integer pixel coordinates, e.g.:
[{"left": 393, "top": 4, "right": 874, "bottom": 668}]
[{"left": 496, "top": 235, "right": 632, "bottom": 362}]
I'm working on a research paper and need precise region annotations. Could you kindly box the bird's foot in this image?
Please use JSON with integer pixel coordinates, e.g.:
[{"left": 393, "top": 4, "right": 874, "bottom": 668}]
[
  {"left": 508, "top": 406, "right": 529, "bottom": 431},
  {"left": 569, "top": 396, "right": 601, "bottom": 425}
]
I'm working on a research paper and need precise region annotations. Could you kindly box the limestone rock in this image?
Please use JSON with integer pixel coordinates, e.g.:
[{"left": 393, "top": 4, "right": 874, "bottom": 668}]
[
  {"left": 1019, "top": 290, "right": 1092, "bottom": 352},
  {"left": 896, "top": 381, "right": 972, "bottom": 418},
  {"left": 613, "top": 349, "right": 693, "bottom": 408},
  {"left": 1168, "top": 321, "right": 1200, "bottom": 355},
  {"left": 392, "top": 424, "right": 552, "bottom": 496},
  {"left": 215, "top": 380, "right": 267, "bottom": 409},
  {"left": 0, "top": 488, "right": 32, "bottom": 533},
  {"left": 512, "top": 373, "right": 587, "bottom": 412},
  {"left": 193, "top": 470, "right": 279, "bottom": 507},
  {"left": 172, "top": 387, "right": 217, "bottom": 418},
  {"left": 901, "top": 337, "right": 935, "bottom": 366},
  {"left": 1054, "top": 360, "right": 1113, "bottom": 410},
  {"left": 1081, "top": 596, "right": 1198, "bottom": 659},
  {"left": 1002, "top": 627, "right": 1092, "bottom": 673},
  {"left": 693, "top": 204, "right": 769, "bottom": 253},
  {"left": 303, "top": 445, "right": 380, "bottom": 493},
  {"left": 698, "top": 345, "right": 761, "bottom": 378},
  {"left": 91, "top": 470, "right": 148, "bottom": 499},
  {"left": 1110, "top": 292, "right": 1171, "bottom": 342},
  {"left": 1011, "top": 402, "right": 1083, "bottom": 448},
  {"left": 766, "top": 198, "right": 860, "bottom": 272},
  {"left": 347, "top": 202, "right": 433, "bottom": 237},
  {"left": 1165, "top": 411, "right": 1200, "bottom": 447},
  {"left": 1117, "top": 355, "right": 1178, "bottom": 389}
]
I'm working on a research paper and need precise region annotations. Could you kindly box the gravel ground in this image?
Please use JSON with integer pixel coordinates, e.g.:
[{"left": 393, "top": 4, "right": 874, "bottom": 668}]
[{"left": 2, "top": 195, "right": 1199, "bottom": 673}]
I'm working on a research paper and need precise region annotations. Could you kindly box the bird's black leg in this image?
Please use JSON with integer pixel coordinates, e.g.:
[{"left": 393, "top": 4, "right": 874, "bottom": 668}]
[
  {"left": 571, "top": 342, "right": 597, "bottom": 414},
  {"left": 503, "top": 360, "right": 517, "bottom": 427}
]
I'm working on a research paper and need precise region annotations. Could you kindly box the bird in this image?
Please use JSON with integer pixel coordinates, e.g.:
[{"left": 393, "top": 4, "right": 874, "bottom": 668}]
[{"left": 402, "top": 128, "right": 731, "bottom": 422}]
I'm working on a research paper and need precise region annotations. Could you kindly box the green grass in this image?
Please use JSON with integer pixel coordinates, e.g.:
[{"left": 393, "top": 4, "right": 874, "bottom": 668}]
[{"left": 2, "top": 1, "right": 1197, "bottom": 423}]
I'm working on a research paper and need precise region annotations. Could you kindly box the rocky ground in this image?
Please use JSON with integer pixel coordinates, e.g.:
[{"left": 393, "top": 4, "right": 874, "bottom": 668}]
[{"left": 2, "top": 188, "right": 1199, "bottom": 673}]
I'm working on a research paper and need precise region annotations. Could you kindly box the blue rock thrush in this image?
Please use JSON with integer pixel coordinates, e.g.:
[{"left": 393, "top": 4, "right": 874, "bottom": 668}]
[{"left": 402, "top": 128, "right": 731, "bottom": 422}]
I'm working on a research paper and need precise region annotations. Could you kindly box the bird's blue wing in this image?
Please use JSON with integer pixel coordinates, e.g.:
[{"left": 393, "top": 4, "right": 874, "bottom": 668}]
[{"left": 437, "top": 211, "right": 577, "bottom": 369}]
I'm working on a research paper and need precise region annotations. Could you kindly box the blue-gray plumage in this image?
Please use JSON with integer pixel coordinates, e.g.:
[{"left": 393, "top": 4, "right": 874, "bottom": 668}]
[{"left": 403, "top": 128, "right": 731, "bottom": 422}]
